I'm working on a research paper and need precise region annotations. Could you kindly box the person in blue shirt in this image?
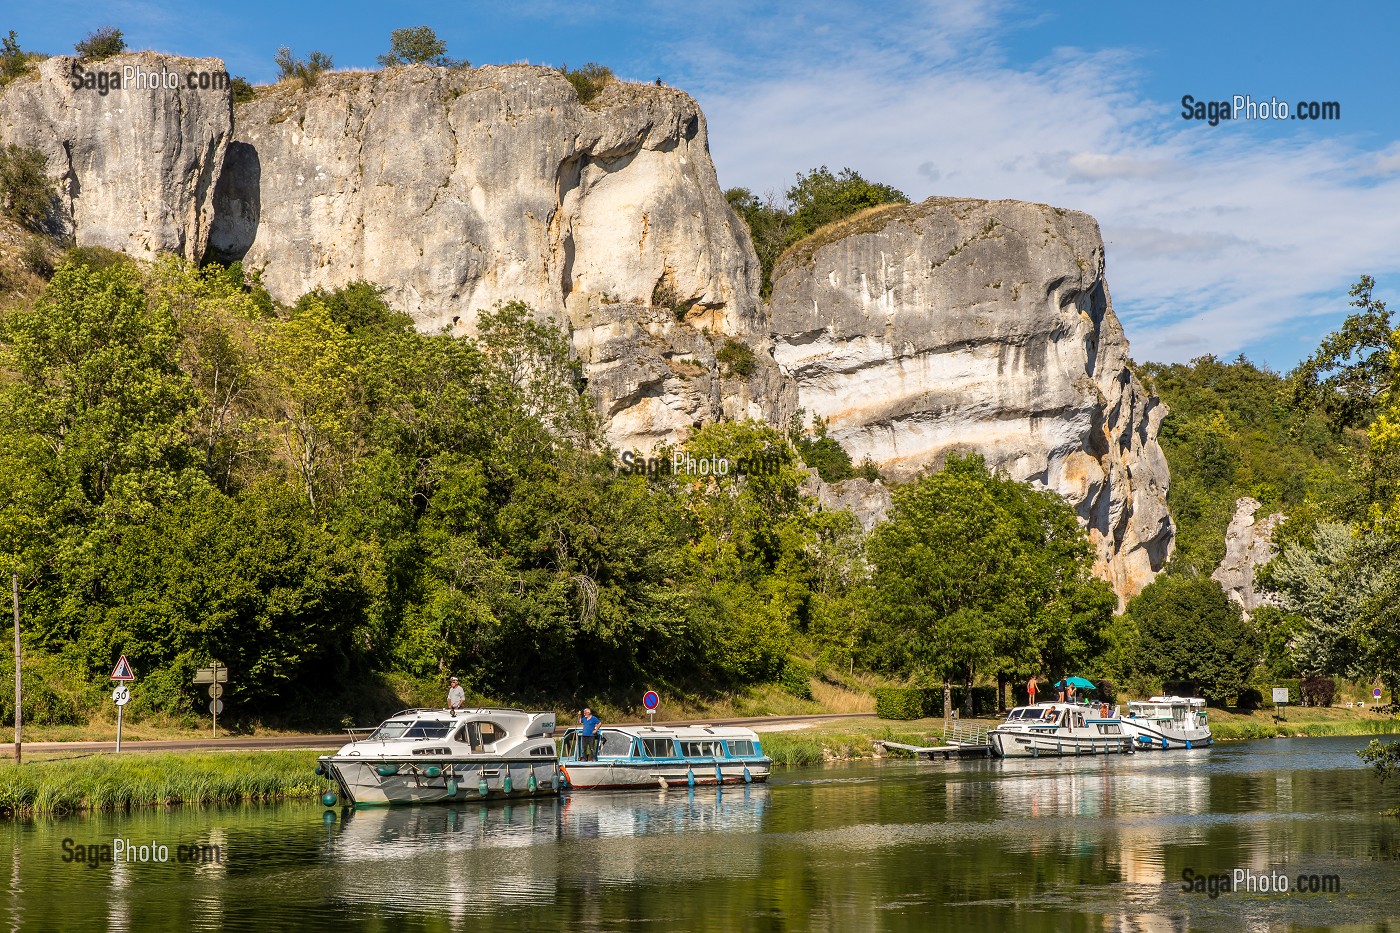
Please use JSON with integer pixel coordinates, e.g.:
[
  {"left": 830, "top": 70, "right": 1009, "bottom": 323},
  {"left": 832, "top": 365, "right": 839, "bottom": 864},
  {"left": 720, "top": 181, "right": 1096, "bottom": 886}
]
[{"left": 580, "top": 707, "right": 601, "bottom": 760}]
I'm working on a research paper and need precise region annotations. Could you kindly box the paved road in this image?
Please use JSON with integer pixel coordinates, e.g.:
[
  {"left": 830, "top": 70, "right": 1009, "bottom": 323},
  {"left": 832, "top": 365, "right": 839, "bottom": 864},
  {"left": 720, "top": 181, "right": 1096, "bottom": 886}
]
[{"left": 15, "top": 712, "right": 878, "bottom": 756}]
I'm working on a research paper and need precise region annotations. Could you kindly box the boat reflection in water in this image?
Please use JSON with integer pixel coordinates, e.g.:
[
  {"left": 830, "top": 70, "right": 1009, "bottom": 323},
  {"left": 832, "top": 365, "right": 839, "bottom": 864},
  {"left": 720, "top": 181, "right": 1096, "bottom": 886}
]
[{"left": 323, "top": 784, "right": 772, "bottom": 919}]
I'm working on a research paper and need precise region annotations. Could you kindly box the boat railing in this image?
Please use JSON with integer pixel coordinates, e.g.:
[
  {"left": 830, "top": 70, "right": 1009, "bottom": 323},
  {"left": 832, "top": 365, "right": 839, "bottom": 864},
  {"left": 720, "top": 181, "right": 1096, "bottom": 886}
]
[{"left": 943, "top": 720, "right": 990, "bottom": 747}]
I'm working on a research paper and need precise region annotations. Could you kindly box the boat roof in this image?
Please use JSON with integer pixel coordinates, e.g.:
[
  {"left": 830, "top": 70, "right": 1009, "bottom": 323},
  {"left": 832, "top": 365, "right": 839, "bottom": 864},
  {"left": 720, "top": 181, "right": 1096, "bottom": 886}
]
[
  {"left": 1133, "top": 696, "right": 1207, "bottom": 708},
  {"left": 571, "top": 724, "right": 762, "bottom": 740}
]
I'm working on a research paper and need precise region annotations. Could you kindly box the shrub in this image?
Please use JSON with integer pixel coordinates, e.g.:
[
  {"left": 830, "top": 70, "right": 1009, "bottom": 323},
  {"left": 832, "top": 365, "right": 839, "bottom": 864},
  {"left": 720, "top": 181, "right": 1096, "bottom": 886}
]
[
  {"left": 717, "top": 338, "right": 758, "bottom": 379},
  {"left": 778, "top": 658, "right": 814, "bottom": 700},
  {"left": 1, "top": 30, "right": 35, "bottom": 85},
  {"left": 562, "top": 63, "right": 614, "bottom": 105},
  {"left": 230, "top": 76, "right": 256, "bottom": 103},
  {"left": 20, "top": 238, "right": 52, "bottom": 277},
  {"left": 377, "top": 26, "right": 464, "bottom": 68},
  {"left": 1301, "top": 675, "right": 1337, "bottom": 707},
  {"left": 873, "top": 687, "right": 924, "bottom": 720},
  {"left": 274, "top": 47, "right": 333, "bottom": 87},
  {"left": 0, "top": 144, "right": 57, "bottom": 232},
  {"left": 1237, "top": 687, "right": 1264, "bottom": 710},
  {"left": 62, "top": 245, "right": 130, "bottom": 271},
  {"left": 74, "top": 26, "right": 126, "bottom": 61}
]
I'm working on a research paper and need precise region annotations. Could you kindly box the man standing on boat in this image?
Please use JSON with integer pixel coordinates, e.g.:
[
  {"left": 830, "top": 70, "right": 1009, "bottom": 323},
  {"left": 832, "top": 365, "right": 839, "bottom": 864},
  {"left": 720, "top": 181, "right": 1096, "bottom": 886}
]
[
  {"left": 1027, "top": 675, "right": 1039, "bottom": 706},
  {"left": 447, "top": 677, "right": 465, "bottom": 713},
  {"left": 580, "top": 707, "right": 601, "bottom": 760}
]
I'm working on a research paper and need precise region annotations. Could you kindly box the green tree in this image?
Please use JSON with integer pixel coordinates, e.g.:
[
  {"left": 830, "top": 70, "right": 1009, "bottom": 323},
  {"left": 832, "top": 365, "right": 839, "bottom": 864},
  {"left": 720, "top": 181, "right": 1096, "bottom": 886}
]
[
  {"left": 1123, "top": 574, "right": 1259, "bottom": 705},
  {"left": 274, "top": 47, "right": 333, "bottom": 86},
  {"left": 74, "top": 26, "right": 125, "bottom": 61},
  {"left": 789, "top": 413, "right": 855, "bottom": 482},
  {"left": 377, "top": 26, "right": 463, "bottom": 68},
  {"left": 1, "top": 30, "right": 36, "bottom": 85},
  {"left": 867, "top": 454, "right": 1110, "bottom": 716},
  {"left": 1289, "top": 276, "right": 1396, "bottom": 434},
  {"left": 0, "top": 144, "right": 56, "bottom": 232},
  {"left": 786, "top": 165, "right": 909, "bottom": 240}
]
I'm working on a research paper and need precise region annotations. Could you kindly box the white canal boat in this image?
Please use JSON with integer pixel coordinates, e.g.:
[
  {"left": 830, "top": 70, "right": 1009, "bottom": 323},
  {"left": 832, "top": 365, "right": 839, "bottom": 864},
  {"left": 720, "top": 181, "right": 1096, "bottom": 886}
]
[
  {"left": 557, "top": 724, "right": 772, "bottom": 790},
  {"left": 989, "top": 702, "right": 1135, "bottom": 758},
  {"left": 1120, "top": 696, "right": 1213, "bottom": 750},
  {"left": 317, "top": 707, "right": 560, "bottom": 806}
]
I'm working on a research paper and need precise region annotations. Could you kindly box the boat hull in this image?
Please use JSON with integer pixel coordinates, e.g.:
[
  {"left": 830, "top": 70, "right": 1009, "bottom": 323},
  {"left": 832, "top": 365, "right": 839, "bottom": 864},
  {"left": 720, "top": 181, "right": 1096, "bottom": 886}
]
[
  {"left": 1119, "top": 721, "right": 1212, "bottom": 750},
  {"left": 990, "top": 730, "right": 1135, "bottom": 758},
  {"left": 321, "top": 756, "right": 561, "bottom": 806},
  {"left": 560, "top": 758, "right": 771, "bottom": 790}
]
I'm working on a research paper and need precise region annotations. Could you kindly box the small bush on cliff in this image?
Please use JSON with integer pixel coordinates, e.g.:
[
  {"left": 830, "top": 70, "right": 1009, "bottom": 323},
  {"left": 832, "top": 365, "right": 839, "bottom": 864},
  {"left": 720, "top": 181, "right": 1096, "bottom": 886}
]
[
  {"left": 1, "top": 31, "right": 40, "bottom": 85},
  {"left": 717, "top": 338, "right": 758, "bottom": 379},
  {"left": 275, "top": 47, "right": 333, "bottom": 87},
  {"left": 0, "top": 144, "right": 57, "bottom": 233},
  {"left": 378, "top": 26, "right": 465, "bottom": 68},
  {"left": 789, "top": 413, "right": 855, "bottom": 482},
  {"left": 74, "top": 26, "right": 126, "bottom": 61},
  {"left": 230, "top": 76, "right": 256, "bottom": 103},
  {"left": 562, "top": 63, "right": 614, "bottom": 105}
]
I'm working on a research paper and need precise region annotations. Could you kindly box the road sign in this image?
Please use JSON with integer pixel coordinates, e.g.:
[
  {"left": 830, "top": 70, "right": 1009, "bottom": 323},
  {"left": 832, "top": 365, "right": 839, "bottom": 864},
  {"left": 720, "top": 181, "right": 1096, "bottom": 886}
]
[
  {"left": 1271, "top": 687, "right": 1290, "bottom": 704},
  {"left": 112, "top": 685, "right": 131, "bottom": 706},
  {"left": 209, "top": 699, "right": 224, "bottom": 715},
  {"left": 110, "top": 655, "right": 136, "bottom": 681},
  {"left": 1376, "top": 688, "right": 1384, "bottom": 699},
  {"left": 643, "top": 690, "right": 660, "bottom": 711},
  {"left": 208, "top": 684, "right": 224, "bottom": 699},
  {"left": 193, "top": 667, "right": 228, "bottom": 684}
]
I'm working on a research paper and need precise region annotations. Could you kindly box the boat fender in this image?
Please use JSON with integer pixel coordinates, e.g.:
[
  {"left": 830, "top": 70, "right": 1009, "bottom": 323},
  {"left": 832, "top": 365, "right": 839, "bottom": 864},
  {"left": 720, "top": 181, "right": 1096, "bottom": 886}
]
[
  {"left": 715, "top": 764, "right": 723, "bottom": 785},
  {"left": 446, "top": 779, "right": 458, "bottom": 797},
  {"left": 321, "top": 791, "right": 338, "bottom": 808},
  {"left": 658, "top": 776, "right": 669, "bottom": 790},
  {"left": 478, "top": 777, "right": 490, "bottom": 797},
  {"left": 314, "top": 763, "right": 326, "bottom": 777},
  {"left": 527, "top": 771, "right": 539, "bottom": 793},
  {"left": 557, "top": 765, "right": 570, "bottom": 789},
  {"left": 743, "top": 767, "right": 752, "bottom": 784},
  {"left": 503, "top": 772, "right": 513, "bottom": 794},
  {"left": 1185, "top": 740, "right": 1192, "bottom": 750},
  {"left": 376, "top": 764, "right": 399, "bottom": 777},
  {"left": 687, "top": 768, "right": 695, "bottom": 788},
  {"left": 426, "top": 766, "right": 442, "bottom": 778},
  {"left": 1161, "top": 737, "right": 1168, "bottom": 750}
]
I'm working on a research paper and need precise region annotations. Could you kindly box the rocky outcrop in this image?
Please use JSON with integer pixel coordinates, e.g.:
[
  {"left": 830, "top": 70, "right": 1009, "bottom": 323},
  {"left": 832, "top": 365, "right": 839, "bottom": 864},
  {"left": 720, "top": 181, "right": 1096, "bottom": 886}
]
[
  {"left": 209, "top": 65, "right": 778, "bottom": 454},
  {"left": 0, "top": 54, "right": 231, "bottom": 261},
  {"left": 800, "top": 472, "right": 892, "bottom": 532},
  {"left": 1212, "top": 497, "right": 1284, "bottom": 614},
  {"left": 768, "top": 198, "right": 1174, "bottom": 601}
]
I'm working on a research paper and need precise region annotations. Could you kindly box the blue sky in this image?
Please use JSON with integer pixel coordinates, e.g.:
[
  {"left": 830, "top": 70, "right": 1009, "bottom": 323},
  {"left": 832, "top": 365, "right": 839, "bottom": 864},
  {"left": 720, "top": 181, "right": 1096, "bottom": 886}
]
[{"left": 8, "top": 0, "right": 1398, "bottom": 368}]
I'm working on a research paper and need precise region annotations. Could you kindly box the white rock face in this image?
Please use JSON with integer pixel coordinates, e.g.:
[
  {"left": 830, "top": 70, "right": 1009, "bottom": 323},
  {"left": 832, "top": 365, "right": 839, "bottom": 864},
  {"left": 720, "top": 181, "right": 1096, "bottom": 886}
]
[
  {"left": 768, "top": 198, "right": 1174, "bottom": 601},
  {"left": 0, "top": 54, "right": 231, "bottom": 261},
  {"left": 209, "top": 65, "right": 776, "bottom": 454},
  {"left": 1212, "top": 497, "right": 1285, "bottom": 614}
]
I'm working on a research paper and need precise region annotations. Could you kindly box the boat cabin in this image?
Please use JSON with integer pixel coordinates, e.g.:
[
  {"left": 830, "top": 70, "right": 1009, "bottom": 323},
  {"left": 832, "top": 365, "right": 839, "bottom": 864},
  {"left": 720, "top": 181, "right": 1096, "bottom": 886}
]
[{"left": 559, "top": 725, "right": 766, "bottom": 764}]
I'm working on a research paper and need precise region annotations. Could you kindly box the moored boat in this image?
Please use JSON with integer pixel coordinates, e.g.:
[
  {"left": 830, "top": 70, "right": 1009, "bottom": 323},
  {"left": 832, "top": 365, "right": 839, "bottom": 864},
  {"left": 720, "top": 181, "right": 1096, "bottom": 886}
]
[
  {"left": 557, "top": 724, "right": 772, "bottom": 790},
  {"left": 317, "top": 707, "right": 560, "bottom": 806},
  {"left": 1120, "top": 696, "right": 1213, "bottom": 750},
  {"left": 989, "top": 702, "right": 1135, "bottom": 758}
]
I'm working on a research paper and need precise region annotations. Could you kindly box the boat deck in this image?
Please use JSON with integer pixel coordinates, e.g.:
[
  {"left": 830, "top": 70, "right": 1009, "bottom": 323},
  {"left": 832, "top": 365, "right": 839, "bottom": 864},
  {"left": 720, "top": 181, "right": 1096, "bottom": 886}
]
[{"left": 874, "top": 739, "right": 994, "bottom": 760}]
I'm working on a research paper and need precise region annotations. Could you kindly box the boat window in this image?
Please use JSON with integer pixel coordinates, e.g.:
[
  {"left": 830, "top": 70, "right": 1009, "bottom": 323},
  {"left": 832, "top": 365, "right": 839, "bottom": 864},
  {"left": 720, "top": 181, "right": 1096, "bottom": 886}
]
[
  {"left": 370, "top": 720, "right": 412, "bottom": 741},
  {"left": 680, "top": 740, "right": 721, "bottom": 758},
  {"left": 1096, "top": 724, "right": 1121, "bottom": 735},
  {"left": 596, "top": 730, "right": 632, "bottom": 757},
  {"left": 560, "top": 731, "right": 578, "bottom": 757},
  {"left": 403, "top": 721, "right": 454, "bottom": 739},
  {"left": 642, "top": 737, "right": 676, "bottom": 758},
  {"left": 455, "top": 720, "right": 508, "bottom": 750},
  {"left": 727, "top": 740, "right": 757, "bottom": 757}
]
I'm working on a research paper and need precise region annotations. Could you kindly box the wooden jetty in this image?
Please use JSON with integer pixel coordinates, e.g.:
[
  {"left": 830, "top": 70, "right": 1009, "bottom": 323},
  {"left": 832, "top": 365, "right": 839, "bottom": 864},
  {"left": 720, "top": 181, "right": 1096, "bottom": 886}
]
[{"left": 874, "top": 721, "right": 994, "bottom": 760}]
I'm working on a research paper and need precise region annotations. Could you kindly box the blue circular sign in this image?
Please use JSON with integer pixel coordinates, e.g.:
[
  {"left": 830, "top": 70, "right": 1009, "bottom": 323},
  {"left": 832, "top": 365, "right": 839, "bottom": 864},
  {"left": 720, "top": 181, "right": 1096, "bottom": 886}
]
[
  {"left": 643, "top": 690, "right": 660, "bottom": 711},
  {"left": 1376, "top": 688, "right": 1384, "bottom": 699}
]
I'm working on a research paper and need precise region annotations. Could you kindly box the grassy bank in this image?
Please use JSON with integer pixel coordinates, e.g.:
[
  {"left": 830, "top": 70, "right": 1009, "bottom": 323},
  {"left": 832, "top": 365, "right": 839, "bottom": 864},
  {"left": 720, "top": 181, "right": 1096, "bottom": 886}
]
[
  {"left": 0, "top": 750, "right": 325, "bottom": 818},
  {"left": 1206, "top": 706, "right": 1400, "bottom": 741}
]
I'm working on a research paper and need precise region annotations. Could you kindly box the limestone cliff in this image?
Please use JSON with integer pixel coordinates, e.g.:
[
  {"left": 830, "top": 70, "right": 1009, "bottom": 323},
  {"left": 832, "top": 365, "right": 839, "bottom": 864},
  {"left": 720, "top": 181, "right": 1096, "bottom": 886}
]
[
  {"left": 768, "top": 198, "right": 1174, "bottom": 600},
  {"left": 208, "top": 65, "right": 779, "bottom": 453},
  {"left": 1212, "top": 497, "right": 1284, "bottom": 615},
  {"left": 0, "top": 54, "right": 230, "bottom": 261}
]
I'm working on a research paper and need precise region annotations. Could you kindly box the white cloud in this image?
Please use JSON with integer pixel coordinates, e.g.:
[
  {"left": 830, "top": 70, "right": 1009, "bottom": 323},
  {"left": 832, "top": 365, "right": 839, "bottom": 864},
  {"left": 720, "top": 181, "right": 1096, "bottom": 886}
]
[{"left": 665, "top": 0, "right": 1400, "bottom": 366}]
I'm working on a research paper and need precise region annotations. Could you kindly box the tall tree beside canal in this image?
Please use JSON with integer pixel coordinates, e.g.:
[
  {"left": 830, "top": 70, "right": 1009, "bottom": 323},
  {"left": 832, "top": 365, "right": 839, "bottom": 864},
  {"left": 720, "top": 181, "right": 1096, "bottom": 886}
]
[
  {"left": 866, "top": 454, "right": 1114, "bottom": 717},
  {"left": 1122, "top": 574, "right": 1259, "bottom": 705}
]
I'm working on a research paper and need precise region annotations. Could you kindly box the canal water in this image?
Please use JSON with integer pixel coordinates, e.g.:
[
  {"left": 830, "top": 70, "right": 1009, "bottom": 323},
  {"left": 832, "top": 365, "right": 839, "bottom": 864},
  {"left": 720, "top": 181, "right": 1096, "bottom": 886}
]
[{"left": 4, "top": 736, "right": 1399, "bottom": 931}]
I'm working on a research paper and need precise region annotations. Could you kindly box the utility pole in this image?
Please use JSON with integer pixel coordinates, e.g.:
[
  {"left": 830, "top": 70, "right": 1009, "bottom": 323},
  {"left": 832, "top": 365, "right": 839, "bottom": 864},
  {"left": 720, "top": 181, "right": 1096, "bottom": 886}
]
[{"left": 12, "top": 571, "right": 20, "bottom": 766}]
